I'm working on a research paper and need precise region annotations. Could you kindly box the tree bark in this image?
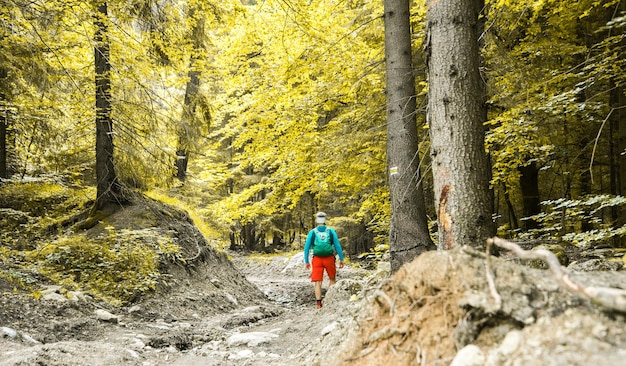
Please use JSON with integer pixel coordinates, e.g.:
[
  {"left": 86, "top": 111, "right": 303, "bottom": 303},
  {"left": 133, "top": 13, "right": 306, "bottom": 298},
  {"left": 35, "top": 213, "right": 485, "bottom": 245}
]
[
  {"left": 175, "top": 7, "right": 208, "bottom": 182},
  {"left": 518, "top": 162, "right": 540, "bottom": 230},
  {"left": 175, "top": 66, "right": 199, "bottom": 181},
  {"left": 94, "top": 2, "right": 120, "bottom": 210},
  {"left": 384, "top": 0, "right": 436, "bottom": 272},
  {"left": 426, "top": 0, "right": 495, "bottom": 249},
  {"left": 0, "top": 66, "right": 6, "bottom": 178},
  {"left": 0, "top": 111, "right": 6, "bottom": 179}
]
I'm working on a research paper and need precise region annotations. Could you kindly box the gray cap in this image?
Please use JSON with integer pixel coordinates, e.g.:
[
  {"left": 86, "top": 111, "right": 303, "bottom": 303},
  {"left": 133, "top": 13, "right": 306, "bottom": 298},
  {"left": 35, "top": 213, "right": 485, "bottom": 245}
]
[{"left": 315, "top": 212, "right": 327, "bottom": 224}]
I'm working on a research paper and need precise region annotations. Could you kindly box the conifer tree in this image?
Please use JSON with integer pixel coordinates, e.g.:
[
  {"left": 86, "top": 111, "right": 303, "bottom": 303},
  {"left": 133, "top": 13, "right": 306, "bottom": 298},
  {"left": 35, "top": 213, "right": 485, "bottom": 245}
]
[
  {"left": 384, "top": 0, "right": 435, "bottom": 272},
  {"left": 94, "top": 1, "right": 121, "bottom": 210},
  {"left": 426, "top": 0, "right": 495, "bottom": 249}
]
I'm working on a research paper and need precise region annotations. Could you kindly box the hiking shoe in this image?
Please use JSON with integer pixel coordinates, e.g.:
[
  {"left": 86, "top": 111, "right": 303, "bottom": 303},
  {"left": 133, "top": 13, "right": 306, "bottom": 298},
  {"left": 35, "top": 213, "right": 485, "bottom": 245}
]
[{"left": 316, "top": 300, "right": 323, "bottom": 308}]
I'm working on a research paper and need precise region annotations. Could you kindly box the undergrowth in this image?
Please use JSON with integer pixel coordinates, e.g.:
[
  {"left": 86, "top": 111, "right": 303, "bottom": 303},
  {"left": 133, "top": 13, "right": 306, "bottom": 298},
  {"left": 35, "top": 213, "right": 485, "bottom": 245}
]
[
  {"left": 0, "top": 180, "right": 185, "bottom": 305},
  {"left": 25, "top": 233, "right": 180, "bottom": 305}
]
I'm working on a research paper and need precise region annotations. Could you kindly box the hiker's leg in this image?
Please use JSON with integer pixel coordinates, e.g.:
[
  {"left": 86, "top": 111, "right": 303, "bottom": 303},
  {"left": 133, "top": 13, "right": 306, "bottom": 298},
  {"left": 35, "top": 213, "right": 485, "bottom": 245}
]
[
  {"left": 326, "top": 256, "right": 337, "bottom": 286},
  {"left": 311, "top": 256, "right": 324, "bottom": 302},
  {"left": 314, "top": 280, "right": 323, "bottom": 300}
]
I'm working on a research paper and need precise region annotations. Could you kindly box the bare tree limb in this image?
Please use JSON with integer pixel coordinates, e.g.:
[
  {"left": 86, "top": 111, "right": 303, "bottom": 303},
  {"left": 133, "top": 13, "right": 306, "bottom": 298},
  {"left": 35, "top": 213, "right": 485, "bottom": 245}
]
[{"left": 488, "top": 237, "right": 626, "bottom": 313}]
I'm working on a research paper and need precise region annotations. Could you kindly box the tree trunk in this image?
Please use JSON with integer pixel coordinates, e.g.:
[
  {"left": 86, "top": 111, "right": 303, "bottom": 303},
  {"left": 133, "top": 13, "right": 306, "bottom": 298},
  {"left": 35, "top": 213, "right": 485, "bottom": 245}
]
[
  {"left": 611, "top": 81, "right": 625, "bottom": 246},
  {"left": 0, "top": 107, "right": 6, "bottom": 179},
  {"left": 426, "top": 0, "right": 495, "bottom": 249},
  {"left": 518, "top": 162, "right": 540, "bottom": 230},
  {"left": 94, "top": 2, "right": 120, "bottom": 210},
  {"left": 384, "top": 0, "right": 436, "bottom": 272},
  {"left": 175, "top": 64, "right": 200, "bottom": 182},
  {"left": 0, "top": 66, "right": 6, "bottom": 179},
  {"left": 175, "top": 8, "right": 205, "bottom": 182}
]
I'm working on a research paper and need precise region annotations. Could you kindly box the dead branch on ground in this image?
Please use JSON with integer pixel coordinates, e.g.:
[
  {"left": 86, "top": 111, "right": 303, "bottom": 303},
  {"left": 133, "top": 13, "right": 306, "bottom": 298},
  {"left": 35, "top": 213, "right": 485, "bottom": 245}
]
[{"left": 487, "top": 237, "right": 626, "bottom": 314}]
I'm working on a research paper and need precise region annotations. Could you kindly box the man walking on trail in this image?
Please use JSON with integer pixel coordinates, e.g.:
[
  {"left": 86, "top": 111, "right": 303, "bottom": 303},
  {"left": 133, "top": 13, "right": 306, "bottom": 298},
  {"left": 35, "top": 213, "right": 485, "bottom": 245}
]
[{"left": 304, "top": 212, "right": 344, "bottom": 308}]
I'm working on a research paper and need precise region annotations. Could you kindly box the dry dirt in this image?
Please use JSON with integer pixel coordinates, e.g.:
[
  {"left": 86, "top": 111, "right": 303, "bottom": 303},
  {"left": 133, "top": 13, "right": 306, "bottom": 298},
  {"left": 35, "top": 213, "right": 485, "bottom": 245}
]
[{"left": 1, "top": 197, "right": 626, "bottom": 366}]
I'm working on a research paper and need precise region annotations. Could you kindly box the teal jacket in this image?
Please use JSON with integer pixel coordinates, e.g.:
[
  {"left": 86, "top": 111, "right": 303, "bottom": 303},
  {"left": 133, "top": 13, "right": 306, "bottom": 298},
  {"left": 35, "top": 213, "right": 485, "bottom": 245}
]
[{"left": 303, "top": 225, "right": 344, "bottom": 264}]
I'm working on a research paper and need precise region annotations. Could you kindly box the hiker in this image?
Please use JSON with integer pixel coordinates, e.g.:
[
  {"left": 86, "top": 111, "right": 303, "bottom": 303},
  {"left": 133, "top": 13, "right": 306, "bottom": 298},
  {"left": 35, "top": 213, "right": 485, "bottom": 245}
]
[{"left": 303, "top": 211, "right": 344, "bottom": 308}]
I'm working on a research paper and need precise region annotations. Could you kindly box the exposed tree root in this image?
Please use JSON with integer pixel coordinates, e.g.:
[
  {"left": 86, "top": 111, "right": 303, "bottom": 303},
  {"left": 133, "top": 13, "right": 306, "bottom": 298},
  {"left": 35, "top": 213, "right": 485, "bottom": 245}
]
[{"left": 487, "top": 237, "right": 626, "bottom": 314}]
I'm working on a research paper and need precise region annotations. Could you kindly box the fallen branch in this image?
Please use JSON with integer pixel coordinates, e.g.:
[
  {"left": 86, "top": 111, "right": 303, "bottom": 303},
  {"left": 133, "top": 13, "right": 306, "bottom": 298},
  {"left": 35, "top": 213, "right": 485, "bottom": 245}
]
[
  {"left": 484, "top": 240, "right": 502, "bottom": 311},
  {"left": 487, "top": 237, "right": 626, "bottom": 314}
]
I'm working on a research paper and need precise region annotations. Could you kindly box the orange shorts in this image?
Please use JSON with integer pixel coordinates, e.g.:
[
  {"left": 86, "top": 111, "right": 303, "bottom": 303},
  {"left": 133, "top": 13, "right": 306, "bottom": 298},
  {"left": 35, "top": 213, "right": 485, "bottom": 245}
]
[{"left": 311, "top": 255, "right": 336, "bottom": 282}]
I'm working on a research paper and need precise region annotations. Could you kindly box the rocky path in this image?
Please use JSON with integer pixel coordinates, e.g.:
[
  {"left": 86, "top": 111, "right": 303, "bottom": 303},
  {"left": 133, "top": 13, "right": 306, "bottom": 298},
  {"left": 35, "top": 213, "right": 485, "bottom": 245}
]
[{"left": 0, "top": 252, "right": 369, "bottom": 366}]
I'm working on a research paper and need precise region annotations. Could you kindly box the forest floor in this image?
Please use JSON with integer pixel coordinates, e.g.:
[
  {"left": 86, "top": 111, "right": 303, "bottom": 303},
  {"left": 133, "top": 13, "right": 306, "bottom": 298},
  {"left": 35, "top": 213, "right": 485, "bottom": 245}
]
[{"left": 1, "top": 189, "right": 626, "bottom": 365}]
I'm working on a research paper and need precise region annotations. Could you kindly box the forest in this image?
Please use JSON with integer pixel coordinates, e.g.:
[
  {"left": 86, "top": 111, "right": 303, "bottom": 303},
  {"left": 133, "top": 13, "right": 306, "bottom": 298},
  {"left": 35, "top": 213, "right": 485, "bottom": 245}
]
[
  {"left": 1, "top": 1, "right": 626, "bottom": 365},
  {"left": 1, "top": 0, "right": 625, "bottom": 266}
]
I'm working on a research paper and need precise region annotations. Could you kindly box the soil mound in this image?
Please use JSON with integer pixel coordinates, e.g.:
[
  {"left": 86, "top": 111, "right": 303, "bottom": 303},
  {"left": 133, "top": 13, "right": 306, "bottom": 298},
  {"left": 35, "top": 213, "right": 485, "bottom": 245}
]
[
  {"left": 0, "top": 191, "right": 268, "bottom": 363},
  {"left": 321, "top": 248, "right": 626, "bottom": 366}
]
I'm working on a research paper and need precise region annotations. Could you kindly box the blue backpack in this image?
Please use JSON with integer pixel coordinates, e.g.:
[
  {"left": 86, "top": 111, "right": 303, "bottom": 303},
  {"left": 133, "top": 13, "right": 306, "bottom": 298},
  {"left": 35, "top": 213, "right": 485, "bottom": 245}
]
[{"left": 313, "top": 228, "right": 335, "bottom": 256}]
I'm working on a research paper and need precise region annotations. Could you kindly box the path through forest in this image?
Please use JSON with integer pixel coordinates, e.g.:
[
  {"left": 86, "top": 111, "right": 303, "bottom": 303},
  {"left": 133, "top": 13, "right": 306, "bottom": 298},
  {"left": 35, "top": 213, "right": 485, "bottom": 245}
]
[{"left": 0, "top": 250, "right": 372, "bottom": 366}]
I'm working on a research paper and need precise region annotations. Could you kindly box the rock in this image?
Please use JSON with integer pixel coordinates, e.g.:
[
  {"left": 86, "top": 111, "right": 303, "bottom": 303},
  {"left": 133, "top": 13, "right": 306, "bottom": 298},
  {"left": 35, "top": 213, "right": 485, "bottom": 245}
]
[
  {"left": 127, "top": 305, "right": 142, "bottom": 314},
  {"left": 224, "top": 292, "right": 239, "bottom": 306},
  {"left": 20, "top": 333, "right": 40, "bottom": 344},
  {"left": 321, "top": 322, "right": 338, "bottom": 336},
  {"left": 282, "top": 252, "right": 305, "bottom": 272},
  {"left": 95, "top": 309, "right": 119, "bottom": 323},
  {"left": 42, "top": 292, "right": 67, "bottom": 302},
  {"left": 226, "top": 331, "right": 279, "bottom": 347},
  {"left": 499, "top": 330, "right": 523, "bottom": 355},
  {"left": 377, "top": 261, "right": 391, "bottom": 273},
  {"left": 40, "top": 285, "right": 63, "bottom": 295},
  {"left": 1, "top": 327, "right": 18, "bottom": 339},
  {"left": 568, "top": 259, "right": 622, "bottom": 272},
  {"left": 450, "top": 345, "right": 485, "bottom": 366},
  {"left": 228, "top": 349, "right": 254, "bottom": 360}
]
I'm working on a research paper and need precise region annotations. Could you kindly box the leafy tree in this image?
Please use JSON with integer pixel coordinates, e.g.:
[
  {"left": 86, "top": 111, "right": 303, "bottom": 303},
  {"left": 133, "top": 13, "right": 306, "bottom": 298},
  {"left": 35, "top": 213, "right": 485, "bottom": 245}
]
[
  {"left": 426, "top": 0, "right": 495, "bottom": 249},
  {"left": 484, "top": 0, "right": 626, "bottom": 247},
  {"left": 207, "top": 0, "right": 390, "bottom": 252},
  {"left": 383, "top": 0, "right": 435, "bottom": 272}
]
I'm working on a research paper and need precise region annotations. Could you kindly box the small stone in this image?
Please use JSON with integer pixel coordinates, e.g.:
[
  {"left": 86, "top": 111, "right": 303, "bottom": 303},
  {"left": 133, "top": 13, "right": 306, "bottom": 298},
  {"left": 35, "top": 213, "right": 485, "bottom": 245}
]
[
  {"left": 321, "top": 322, "right": 338, "bottom": 336},
  {"left": 128, "top": 305, "right": 142, "bottom": 314},
  {"left": 227, "top": 332, "right": 279, "bottom": 347},
  {"left": 228, "top": 349, "right": 254, "bottom": 360},
  {"left": 21, "top": 333, "right": 40, "bottom": 344},
  {"left": 450, "top": 345, "right": 485, "bottom": 366},
  {"left": 42, "top": 292, "right": 67, "bottom": 302},
  {"left": 1, "top": 327, "right": 18, "bottom": 338},
  {"left": 95, "top": 309, "right": 119, "bottom": 323},
  {"left": 499, "top": 330, "right": 523, "bottom": 356}
]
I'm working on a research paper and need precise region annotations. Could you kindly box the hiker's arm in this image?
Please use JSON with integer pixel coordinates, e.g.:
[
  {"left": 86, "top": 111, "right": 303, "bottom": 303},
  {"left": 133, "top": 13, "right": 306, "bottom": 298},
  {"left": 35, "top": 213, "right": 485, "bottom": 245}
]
[
  {"left": 332, "top": 229, "right": 344, "bottom": 262},
  {"left": 303, "top": 231, "right": 313, "bottom": 264}
]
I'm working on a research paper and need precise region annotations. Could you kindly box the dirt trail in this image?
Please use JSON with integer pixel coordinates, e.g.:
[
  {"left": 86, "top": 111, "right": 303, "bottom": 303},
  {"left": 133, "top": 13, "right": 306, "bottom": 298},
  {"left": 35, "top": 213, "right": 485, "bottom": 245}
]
[{"left": 0, "top": 251, "right": 369, "bottom": 366}]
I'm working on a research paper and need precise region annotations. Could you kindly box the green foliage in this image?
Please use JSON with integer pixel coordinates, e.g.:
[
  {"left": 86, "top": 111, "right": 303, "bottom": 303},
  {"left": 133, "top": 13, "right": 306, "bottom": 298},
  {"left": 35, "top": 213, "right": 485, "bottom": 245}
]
[
  {"left": 521, "top": 195, "right": 626, "bottom": 248},
  {"left": 2, "top": 0, "right": 624, "bottom": 262},
  {"left": 26, "top": 232, "right": 181, "bottom": 305}
]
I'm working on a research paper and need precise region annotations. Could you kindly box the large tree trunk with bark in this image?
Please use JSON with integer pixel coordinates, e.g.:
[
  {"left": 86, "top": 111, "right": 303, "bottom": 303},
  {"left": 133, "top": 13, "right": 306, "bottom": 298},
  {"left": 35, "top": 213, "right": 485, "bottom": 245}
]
[
  {"left": 426, "top": 0, "right": 495, "bottom": 249},
  {"left": 384, "top": 0, "right": 436, "bottom": 272},
  {"left": 0, "top": 114, "right": 6, "bottom": 179},
  {"left": 0, "top": 66, "right": 6, "bottom": 179},
  {"left": 175, "top": 7, "right": 207, "bottom": 182},
  {"left": 94, "top": 2, "right": 120, "bottom": 210}
]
